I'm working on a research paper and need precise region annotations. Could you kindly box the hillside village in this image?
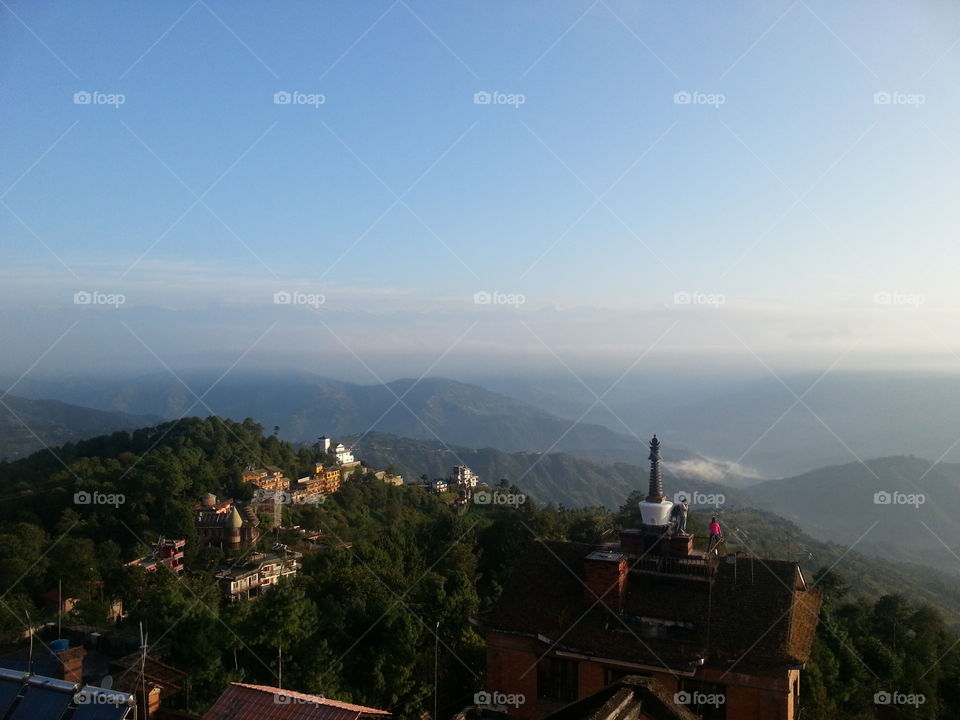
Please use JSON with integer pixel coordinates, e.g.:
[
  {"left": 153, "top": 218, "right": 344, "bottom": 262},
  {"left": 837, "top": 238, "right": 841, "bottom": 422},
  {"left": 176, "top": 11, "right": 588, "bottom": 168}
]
[
  {"left": 0, "top": 426, "right": 505, "bottom": 719},
  {"left": 124, "top": 434, "right": 486, "bottom": 604}
]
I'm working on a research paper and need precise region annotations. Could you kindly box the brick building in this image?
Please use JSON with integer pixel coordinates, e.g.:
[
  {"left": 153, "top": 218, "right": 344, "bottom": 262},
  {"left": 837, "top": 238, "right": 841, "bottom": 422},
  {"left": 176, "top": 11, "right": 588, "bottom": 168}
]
[
  {"left": 126, "top": 537, "right": 186, "bottom": 576},
  {"left": 476, "top": 436, "right": 821, "bottom": 720},
  {"left": 195, "top": 494, "right": 261, "bottom": 551}
]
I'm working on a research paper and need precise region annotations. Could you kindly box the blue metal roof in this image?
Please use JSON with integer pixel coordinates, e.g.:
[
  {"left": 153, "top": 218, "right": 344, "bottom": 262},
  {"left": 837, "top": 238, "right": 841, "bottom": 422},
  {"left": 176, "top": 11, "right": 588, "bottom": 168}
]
[
  {"left": 8, "top": 675, "right": 76, "bottom": 720},
  {"left": 0, "top": 667, "right": 134, "bottom": 720}
]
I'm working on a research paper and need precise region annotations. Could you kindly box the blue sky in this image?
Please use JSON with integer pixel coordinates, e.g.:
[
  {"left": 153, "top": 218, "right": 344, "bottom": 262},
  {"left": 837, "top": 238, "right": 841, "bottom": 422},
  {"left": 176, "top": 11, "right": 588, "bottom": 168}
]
[{"left": 2, "top": 1, "right": 960, "bottom": 379}]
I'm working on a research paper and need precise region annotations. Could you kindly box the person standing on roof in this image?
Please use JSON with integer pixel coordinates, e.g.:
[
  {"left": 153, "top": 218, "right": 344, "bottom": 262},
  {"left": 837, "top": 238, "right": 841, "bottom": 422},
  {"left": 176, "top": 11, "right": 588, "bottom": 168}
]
[
  {"left": 671, "top": 497, "right": 689, "bottom": 535},
  {"left": 707, "top": 516, "right": 723, "bottom": 552}
]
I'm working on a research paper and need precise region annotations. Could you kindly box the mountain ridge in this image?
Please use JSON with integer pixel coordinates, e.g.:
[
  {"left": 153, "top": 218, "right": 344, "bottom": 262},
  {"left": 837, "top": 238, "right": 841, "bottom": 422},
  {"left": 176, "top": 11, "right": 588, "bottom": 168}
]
[{"left": 0, "top": 391, "right": 162, "bottom": 460}]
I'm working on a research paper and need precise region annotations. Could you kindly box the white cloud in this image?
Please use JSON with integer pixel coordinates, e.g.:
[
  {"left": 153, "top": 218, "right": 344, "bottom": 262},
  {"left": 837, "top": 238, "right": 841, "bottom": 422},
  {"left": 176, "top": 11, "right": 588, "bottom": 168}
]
[{"left": 666, "top": 457, "right": 763, "bottom": 487}]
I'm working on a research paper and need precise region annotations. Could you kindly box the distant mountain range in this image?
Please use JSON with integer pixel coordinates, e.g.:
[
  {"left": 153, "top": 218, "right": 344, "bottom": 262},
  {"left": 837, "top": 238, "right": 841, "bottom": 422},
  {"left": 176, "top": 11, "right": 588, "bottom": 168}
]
[
  {"left": 346, "top": 432, "right": 746, "bottom": 509},
  {"left": 750, "top": 455, "right": 960, "bottom": 570},
  {"left": 3, "top": 371, "right": 720, "bottom": 472},
  {"left": 0, "top": 392, "right": 161, "bottom": 460},
  {"left": 480, "top": 371, "right": 960, "bottom": 477}
]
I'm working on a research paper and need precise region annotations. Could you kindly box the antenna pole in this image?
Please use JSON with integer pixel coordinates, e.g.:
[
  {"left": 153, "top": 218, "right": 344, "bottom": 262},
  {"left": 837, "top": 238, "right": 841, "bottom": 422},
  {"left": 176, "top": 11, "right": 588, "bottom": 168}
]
[
  {"left": 26, "top": 608, "right": 33, "bottom": 673},
  {"left": 434, "top": 621, "right": 440, "bottom": 720},
  {"left": 139, "top": 623, "right": 148, "bottom": 720}
]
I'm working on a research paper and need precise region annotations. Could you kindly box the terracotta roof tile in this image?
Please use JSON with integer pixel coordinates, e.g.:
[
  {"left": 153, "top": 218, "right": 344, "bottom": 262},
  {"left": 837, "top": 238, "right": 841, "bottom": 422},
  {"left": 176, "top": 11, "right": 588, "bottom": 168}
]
[{"left": 203, "top": 682, "right": 389, "bottom": 720}]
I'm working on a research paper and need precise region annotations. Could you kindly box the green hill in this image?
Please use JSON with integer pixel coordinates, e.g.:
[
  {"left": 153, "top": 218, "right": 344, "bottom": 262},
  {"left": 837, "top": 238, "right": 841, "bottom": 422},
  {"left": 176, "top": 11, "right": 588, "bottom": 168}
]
[
  {"left": 0, "top": 391, "right": 161, "bottom": 460},
  {"left": 750, "top": 456, "right": 960, "bottom": 570}
]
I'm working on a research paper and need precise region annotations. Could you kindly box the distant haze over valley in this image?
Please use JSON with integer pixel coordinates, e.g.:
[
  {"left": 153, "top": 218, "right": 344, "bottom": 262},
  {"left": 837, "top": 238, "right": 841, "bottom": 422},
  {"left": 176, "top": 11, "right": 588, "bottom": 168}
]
[{"left": 7, "top": 368, "right": 960, "bottom": 478}]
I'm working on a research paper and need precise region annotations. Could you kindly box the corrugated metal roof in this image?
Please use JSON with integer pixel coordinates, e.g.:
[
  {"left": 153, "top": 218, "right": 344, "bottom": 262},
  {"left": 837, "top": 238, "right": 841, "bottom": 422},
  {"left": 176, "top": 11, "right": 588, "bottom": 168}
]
[{"left": 0, "top": 669, "right": 133, "bottom": 720}]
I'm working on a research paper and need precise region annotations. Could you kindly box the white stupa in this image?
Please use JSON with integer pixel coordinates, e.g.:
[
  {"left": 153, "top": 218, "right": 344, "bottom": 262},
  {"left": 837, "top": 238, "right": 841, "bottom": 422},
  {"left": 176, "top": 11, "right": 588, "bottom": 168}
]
[{"left": 638, "top": 434, "right": 674, "bottom": 527}]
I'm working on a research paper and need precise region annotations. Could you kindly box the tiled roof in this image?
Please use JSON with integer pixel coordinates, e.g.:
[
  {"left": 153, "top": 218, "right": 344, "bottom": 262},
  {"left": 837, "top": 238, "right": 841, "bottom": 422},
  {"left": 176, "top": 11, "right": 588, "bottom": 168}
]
[
  {"left": 203, "top": 682, "right": 389, "bottom": 720},
  {"left": 478, "top": 540, "right": 821, "bottom": 671},
  {"left": 110, "top": 651, "right": 187, "bottom": 693}
]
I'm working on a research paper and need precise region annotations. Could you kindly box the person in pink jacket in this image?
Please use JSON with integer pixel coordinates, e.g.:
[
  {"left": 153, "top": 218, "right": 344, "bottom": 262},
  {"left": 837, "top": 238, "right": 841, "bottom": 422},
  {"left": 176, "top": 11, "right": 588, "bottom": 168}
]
[{"left": 708, "top": 516, "right": 723, "bottom": 552}]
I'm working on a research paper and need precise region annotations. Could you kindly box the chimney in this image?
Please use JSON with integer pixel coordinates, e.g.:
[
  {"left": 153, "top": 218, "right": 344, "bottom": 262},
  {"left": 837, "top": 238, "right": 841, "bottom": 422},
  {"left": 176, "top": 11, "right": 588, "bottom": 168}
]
[
  {"left": 52, "top": 643, "right": 85, "bottom": 684},
  {"left": 583, "top": 549, "right": 628, "bottom": 611},
  {"left": 135, "top": 683, "right": 162, "bottom": 720}
]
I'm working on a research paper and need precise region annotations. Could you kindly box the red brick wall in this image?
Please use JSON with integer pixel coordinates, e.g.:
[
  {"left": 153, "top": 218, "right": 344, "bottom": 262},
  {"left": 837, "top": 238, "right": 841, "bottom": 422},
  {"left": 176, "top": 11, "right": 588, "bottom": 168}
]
[
  {"left": 55, "top": 646, "right": 86, "bottom": 684},
  {"left": 485, "top": 632, "right": 797, "bottom": 720},
  {"left": 485, "top": 633, "right": 542, "bottom": 719},
  {"left": 582, "top": 558, "right": 627, "bottom": 610}
]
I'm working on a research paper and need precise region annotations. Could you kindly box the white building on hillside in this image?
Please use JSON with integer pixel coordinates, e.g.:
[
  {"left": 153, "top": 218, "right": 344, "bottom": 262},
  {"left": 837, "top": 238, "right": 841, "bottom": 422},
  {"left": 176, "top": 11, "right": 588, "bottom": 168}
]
[
  {"left": 453, "top": 465, "right": 479, "bottom": 488},
  {"left": 333, "top": 442, "right": 354, "bottom": 465}
]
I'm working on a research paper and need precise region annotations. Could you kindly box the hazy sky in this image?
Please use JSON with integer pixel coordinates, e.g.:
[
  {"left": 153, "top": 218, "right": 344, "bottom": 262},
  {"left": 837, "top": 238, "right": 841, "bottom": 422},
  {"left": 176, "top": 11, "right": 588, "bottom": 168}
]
[{"left": 3, "top": 1, "right": 960, "bottom": 381}]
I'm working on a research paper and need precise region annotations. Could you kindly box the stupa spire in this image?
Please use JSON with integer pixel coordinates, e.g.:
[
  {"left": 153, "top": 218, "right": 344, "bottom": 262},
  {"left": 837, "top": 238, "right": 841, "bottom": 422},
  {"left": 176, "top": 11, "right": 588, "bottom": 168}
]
[{"left": 647, "top": 434, "right": 664, "bottom": 501}]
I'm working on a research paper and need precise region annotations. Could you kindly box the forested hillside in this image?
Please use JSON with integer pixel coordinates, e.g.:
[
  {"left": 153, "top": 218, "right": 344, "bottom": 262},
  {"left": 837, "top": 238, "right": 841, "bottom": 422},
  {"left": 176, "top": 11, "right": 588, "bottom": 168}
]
[
  {"left": 0, "top": 418, "right": 958, "bottom": 718},
  {"left": 751, "top": 456, "right": 960, "bottom": 570}
]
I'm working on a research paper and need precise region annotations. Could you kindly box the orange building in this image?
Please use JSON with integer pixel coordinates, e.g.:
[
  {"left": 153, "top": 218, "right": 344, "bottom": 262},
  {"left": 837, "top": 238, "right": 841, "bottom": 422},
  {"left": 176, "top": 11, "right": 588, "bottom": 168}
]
[
  {"left": 305, "top": 465, "right": 342, "bottom": 493},
  {"left": 243, "top": 465, "right": 288, "bottom": 492}
]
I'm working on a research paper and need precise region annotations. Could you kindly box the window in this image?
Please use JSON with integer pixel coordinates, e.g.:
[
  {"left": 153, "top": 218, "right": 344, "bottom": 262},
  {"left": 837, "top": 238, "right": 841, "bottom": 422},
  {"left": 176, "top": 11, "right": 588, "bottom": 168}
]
[{"left": 537, "top": 657, "right": 578, "bottom": 702}]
